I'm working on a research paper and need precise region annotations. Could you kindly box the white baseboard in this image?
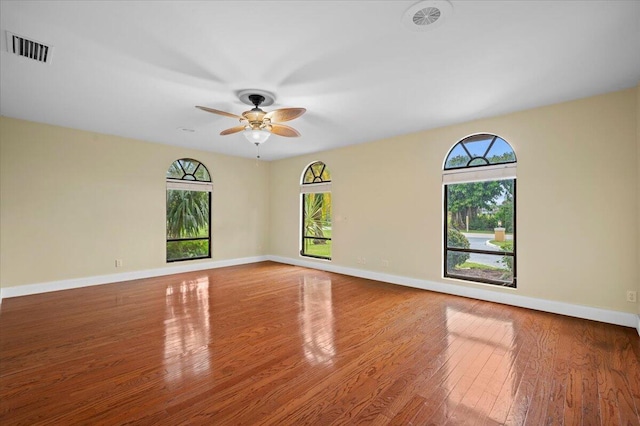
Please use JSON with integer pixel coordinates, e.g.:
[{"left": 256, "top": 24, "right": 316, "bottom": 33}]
[
  {"left": 1, "top": 254, "right": 637, "bottom": 334},
  {"left": 0, "top": 256, "right": 268, "bottom": 300},
  {"left": 267, "top": 255, "right": 639, "bottom": 330}
]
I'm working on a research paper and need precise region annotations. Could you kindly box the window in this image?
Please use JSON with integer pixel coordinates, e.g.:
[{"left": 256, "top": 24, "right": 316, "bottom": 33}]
[
  {"left": 166, "top": 158, "right": 212, "bottom": 262},
  {"left": 301, "top": 161, "right": 332, "bottom": 260},
  {"left": 443, "top": 134, "right": 517, "bottom": 287}
]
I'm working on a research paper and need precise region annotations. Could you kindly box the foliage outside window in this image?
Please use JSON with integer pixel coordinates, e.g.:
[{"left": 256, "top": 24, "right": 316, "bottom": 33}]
[
  {"left": 443, "top": 134, "right": 517, "bottom": 287},
  {"left": 301, "top": 161, "right": 332, "bottom": 260},
  {"left": 166, "top": 159, "right": 212, "bottom": 262}
]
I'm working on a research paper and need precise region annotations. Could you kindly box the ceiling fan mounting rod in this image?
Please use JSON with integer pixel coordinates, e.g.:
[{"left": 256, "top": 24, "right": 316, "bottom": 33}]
[{"left": 248, "top": 94, "right": 265, "bottom": 109}]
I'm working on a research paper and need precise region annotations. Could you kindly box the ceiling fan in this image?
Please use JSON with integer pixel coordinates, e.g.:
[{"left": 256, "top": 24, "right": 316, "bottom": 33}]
[{"left": 196, "top": 92, "right": 306, "bottom": 145}]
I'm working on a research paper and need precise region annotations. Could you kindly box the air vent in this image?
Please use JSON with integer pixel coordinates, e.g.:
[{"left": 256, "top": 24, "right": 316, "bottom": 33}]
[
  {"left": 402, "top": 1, "right": 453, "bottom": 32},
  {"left": 413, "top": 7, "right": 441, "bottom": 26},
  {"left": 6, "top": 31, "right": 53, "bottom": 64}
]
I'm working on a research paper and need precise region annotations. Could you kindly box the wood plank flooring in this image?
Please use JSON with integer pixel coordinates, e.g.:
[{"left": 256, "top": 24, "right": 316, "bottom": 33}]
[{"left": 1, "top": 261, "right": 638, "bottom": 425}]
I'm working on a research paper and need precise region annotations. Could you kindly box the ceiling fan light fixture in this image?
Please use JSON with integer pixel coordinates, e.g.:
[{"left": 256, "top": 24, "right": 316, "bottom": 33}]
[{"left": 244, "top": 129, "right": 271, "bottom": 145}]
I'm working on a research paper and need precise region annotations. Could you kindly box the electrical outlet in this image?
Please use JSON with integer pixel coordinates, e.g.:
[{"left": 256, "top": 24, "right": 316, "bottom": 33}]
[
  {"left": 627, "top": 291, "right": 637, "bottom": 303},
  {"left": 115, "top": 259, "right": 123, "bottom": 268}
]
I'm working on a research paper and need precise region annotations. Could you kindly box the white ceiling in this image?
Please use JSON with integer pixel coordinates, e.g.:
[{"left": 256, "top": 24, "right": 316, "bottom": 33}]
[{"left": 1, "top": 1, "right": 639, "bottom": 161}]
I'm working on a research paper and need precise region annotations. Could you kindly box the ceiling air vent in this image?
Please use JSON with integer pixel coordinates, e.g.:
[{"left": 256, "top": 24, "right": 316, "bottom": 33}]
[
  {"left": 402, "top": 1, "right": 453, "bottom": 32},
  {"left": 6, "top": 31, "right": 53, "bottom": 64},
  {"left": 413, "top": 7, "right": 441, "bottom": 26}
]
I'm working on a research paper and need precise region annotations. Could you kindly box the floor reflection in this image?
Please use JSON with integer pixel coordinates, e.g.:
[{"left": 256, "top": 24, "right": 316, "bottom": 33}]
[
  {"left": 299, "top": 275, "right": 336, "bottom": 366},
  {"left": 444, "top": 306, "right": 515, "bottom": 422},
  {"left": 164, "top": 276, "right": 211, "bottom": 383}
]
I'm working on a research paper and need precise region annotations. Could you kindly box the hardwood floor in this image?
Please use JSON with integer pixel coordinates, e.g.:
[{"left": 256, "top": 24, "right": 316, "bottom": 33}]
[{"left": 1, "top": 261, "right": 638, "bottom": 425}]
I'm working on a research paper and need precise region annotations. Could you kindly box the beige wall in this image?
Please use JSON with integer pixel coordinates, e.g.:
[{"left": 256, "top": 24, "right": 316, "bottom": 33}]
[
  {"left": 0, "top": 117, "right": 270, "bottom": 288},
  {"left": 2, "top": 88, "right": 638, "bottom": 316},
  {"left": 269, "top": 88, "right": 639, "bottom": 314}
]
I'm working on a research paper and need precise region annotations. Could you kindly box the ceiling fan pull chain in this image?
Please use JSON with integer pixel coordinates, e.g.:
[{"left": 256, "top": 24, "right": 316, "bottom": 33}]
[{"left": 255, "top": 142, "right": 261, "bottom": 160}]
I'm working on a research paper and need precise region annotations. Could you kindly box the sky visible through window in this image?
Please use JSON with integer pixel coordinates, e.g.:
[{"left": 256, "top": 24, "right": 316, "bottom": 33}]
[{"left": 444, "top": 135, "right": 516, "bottom": 170}]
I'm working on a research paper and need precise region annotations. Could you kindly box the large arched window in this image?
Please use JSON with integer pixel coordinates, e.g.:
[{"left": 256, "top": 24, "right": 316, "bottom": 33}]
[
  {"left": 166, "top": 158, "right": 212, "bottom": 262},
  {"left": 301, "top": 161, "right": 332, "bottom": 260},
  {"left": 443, "top": 134, "right": 517, "bottom": 287}
]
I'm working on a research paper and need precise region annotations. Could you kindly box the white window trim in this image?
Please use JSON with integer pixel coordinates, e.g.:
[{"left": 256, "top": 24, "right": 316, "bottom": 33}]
[
  {"left": 166, "top": 179, "right": 213, "bottom": 192},
  {"left": 300, "top": 182, "right": 331, "bottom": 194},
  {"left": 442, "top": 163, "right": 516, "bottom": 185}
]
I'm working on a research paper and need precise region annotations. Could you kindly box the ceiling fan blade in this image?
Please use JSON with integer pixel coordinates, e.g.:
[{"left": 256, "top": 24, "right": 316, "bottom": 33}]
[
  {"left": 270, "top": 123, "right": 301, "bottom": 137},
  {"left": 264, "top": 108, "right": 306, "bottom": 123},
  {"left": 220, "top": 125, "right": 247, "bottom": 135},
  {"left": 196, "top": 105, "right": 244, "bottom": 120}
]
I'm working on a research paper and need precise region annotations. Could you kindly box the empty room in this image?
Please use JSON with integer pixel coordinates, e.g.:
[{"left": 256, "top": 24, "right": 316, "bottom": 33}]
[{"left": 1, "top": 1, "right": 639, "bottom": 424}]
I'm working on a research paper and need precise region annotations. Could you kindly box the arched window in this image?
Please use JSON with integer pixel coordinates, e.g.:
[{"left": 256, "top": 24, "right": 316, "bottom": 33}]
[
  {"left": 166, "top": 158, "right": 212, "bottom": 262},
  {"left": 301, "top": 161, "right": 332, "bottom": 260},
  {"left": 443, "top": 134, "right": 517, "bottom": 287}
]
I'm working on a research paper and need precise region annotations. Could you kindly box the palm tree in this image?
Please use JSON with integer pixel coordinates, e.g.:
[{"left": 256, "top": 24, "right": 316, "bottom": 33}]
[
  {"left": 304, "top": 193, "right": 331, "bottom": 243},
  {"left": 166, "top": 190, "right": 209, "bottom": 239}
]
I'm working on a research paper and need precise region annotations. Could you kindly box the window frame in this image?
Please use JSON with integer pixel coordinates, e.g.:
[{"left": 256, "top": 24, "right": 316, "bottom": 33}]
[
  {"left": 443, "top": 133, "right": 517, "bottom": 171},
  {"left": 166, "top": 158, "right": 212, "bottom": 263},
  {"left": 300, "top": 161, "right": 332, "bottom": 261},
  {"left": 442, "top": 134, "right": 517, "bottom": 287}
]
